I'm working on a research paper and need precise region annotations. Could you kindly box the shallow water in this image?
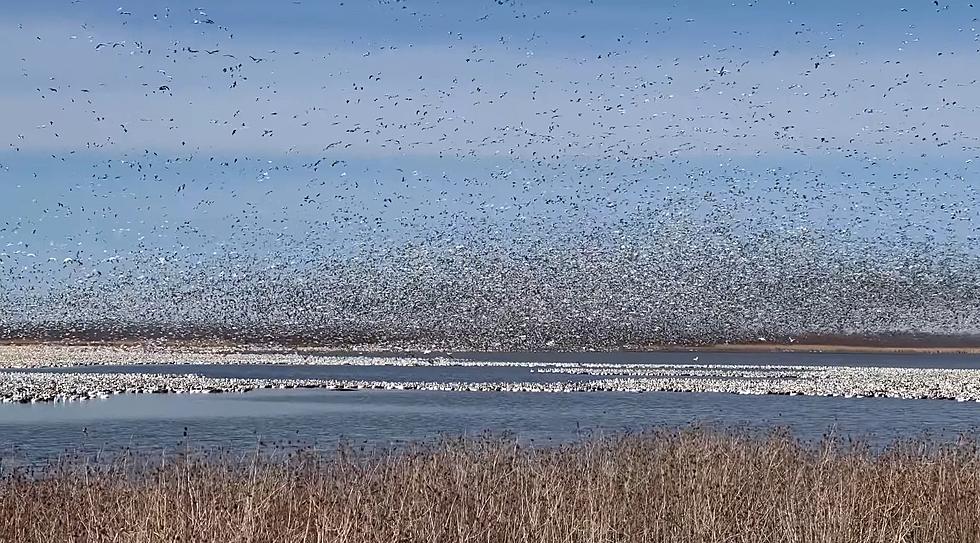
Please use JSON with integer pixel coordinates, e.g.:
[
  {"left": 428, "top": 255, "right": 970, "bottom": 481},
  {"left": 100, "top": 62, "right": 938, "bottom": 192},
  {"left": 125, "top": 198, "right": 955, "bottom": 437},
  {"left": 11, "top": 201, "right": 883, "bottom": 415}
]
[
  {"left": 1, "top": 385, "right": 978, "bottom": 464},
  {"left": 3, "top": 352, "right": 980, "bottom": 464},
  {"left": 453, "top": 351, "right": 980, "bottom": 369}
]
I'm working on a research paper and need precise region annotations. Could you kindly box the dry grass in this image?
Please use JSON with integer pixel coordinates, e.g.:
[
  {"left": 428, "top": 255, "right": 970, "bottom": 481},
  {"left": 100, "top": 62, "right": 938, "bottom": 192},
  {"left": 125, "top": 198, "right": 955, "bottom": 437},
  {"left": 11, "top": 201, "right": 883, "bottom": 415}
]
[{"left": 1, "top": 429, "right": 979, "bottom": 542}]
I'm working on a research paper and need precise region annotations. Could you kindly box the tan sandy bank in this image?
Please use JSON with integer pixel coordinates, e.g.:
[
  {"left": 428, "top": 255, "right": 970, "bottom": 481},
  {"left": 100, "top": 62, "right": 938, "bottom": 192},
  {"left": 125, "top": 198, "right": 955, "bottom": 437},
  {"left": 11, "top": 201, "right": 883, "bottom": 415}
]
[{"left": 642, "top": 343, "right": 980, "bottom": 355}]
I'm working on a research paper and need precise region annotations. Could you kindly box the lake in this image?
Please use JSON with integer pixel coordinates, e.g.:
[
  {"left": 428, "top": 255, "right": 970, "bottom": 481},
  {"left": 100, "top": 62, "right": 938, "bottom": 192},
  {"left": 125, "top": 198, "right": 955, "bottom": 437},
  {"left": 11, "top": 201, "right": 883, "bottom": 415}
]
[{"left": 1, "top": 351, "right": 979, "bottom": 464}]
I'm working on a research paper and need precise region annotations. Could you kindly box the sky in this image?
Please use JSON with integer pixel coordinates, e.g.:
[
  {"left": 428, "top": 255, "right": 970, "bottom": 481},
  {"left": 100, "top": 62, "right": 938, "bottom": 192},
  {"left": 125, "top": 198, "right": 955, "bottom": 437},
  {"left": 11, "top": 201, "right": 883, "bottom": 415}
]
[
  {"left": 4, "top": 1, "right": 979, "bottom": 155},
  {"left": 2, "top": 0, "right": 980, "bottom": 276}
]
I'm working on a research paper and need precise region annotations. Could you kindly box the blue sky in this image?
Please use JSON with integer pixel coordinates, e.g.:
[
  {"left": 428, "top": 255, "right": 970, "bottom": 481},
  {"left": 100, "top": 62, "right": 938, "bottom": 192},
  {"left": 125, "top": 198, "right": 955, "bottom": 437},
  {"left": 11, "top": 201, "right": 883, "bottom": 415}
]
[{"left": 2, "top": 0, "right": 979, "bottom": 276}]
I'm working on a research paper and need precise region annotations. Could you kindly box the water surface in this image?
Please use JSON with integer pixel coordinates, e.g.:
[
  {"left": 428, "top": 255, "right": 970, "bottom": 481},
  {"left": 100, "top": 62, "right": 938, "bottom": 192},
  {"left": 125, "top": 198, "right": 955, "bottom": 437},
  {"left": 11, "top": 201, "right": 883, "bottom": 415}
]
[{"left": 1, "top": 387, "right": 978, "bottom": 464}]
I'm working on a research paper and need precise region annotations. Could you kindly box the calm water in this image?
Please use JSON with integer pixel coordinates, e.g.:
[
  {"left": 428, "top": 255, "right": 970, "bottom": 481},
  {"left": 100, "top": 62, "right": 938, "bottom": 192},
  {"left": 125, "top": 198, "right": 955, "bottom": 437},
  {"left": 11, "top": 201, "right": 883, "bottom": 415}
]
[
  {"left": 2, "top": 352, "right": 980, "bottom": 464},
  {"left": 453, "top": 351, "right": 980, "bottom": 368},
  {"left": 1, "top": 388, "right": 979, "bottom": 464}
]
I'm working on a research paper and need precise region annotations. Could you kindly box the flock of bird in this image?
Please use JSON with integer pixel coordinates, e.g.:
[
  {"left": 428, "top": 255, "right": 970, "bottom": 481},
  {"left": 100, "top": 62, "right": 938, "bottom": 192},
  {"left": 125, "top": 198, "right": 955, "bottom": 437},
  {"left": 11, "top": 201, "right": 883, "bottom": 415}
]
[{"left": 2, "top": 0, "right": 980, "bottom": 350}]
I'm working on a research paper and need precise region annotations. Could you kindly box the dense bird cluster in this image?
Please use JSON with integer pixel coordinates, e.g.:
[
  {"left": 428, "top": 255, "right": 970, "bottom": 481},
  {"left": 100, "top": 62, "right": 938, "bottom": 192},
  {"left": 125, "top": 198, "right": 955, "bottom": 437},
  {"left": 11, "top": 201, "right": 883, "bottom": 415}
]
[{"left": 1, "top": 1, "right": 979, "bottom": 350}]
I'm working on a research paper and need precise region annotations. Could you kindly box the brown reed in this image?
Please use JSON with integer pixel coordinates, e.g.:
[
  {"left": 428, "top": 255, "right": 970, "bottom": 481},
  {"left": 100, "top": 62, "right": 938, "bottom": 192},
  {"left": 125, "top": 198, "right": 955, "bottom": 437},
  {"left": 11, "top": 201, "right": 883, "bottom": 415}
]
[{"left": 1, "top": 428, "right": 978, "bottom": 542}]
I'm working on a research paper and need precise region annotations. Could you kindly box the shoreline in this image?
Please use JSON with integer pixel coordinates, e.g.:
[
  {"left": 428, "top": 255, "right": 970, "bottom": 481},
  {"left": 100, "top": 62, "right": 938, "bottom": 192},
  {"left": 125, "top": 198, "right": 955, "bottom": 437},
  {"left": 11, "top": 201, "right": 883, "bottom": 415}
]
[
  {"left": 2, "top": 339, "right": 980, "bottom": 356},
  {"left": 640, "top": 343, "right": 980, "bottom": 355},
  {"left": 2, "top": 342, "right": 979, "bottom": 405},
  {"left": 2, "top": 346, "right": 980, "bottom": 403}
]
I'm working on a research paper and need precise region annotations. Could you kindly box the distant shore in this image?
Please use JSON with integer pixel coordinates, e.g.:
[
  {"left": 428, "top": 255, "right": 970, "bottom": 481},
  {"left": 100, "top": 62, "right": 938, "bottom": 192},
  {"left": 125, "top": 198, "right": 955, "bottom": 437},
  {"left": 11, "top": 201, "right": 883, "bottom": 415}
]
[
  {"left": 2, "top": 338, "right": 980, "bottom": 356},
  {"left": 4, "top": 323, "right": 980, "bottom": 355},
  {"left": 3, "top": 341, "right": 980, "bottom": 404},
  {"left": 642, "top": 343, "right": 980, "bottom": 355}
]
